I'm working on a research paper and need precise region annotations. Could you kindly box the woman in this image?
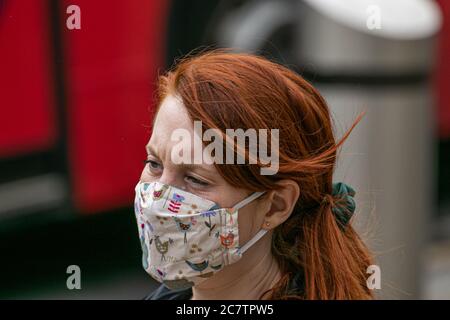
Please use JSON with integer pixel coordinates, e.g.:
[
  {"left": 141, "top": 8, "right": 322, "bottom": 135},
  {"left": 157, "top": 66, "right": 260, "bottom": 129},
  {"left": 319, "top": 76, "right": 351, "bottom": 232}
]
[{"left": 134, "top": 49, "right": 374, "bottom": 300}]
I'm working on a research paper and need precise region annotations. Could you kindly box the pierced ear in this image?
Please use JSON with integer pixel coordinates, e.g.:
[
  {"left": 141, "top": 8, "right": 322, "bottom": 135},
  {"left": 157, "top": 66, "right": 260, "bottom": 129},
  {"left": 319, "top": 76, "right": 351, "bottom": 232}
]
[{"left": 263, "top": 180, "right": 300, "bottom": 229}]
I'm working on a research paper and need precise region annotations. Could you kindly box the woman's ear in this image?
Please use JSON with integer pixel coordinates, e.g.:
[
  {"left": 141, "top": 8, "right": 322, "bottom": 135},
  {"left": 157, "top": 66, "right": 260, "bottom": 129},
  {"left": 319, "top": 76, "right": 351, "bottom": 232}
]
[{"left": 262, "top": 179, "right": 300, "bottom": 230}]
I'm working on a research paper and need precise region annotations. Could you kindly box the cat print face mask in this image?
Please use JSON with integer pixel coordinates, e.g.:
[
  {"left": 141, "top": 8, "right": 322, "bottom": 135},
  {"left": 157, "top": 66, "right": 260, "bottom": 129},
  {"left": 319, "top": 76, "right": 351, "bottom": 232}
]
[{"left": 134, "top": 181, "right": 267, "bottom": 290}]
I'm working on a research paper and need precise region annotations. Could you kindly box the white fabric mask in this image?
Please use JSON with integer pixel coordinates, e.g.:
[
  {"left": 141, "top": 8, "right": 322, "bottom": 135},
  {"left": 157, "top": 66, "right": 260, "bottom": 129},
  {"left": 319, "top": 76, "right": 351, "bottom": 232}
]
[{"left": 134, "top": 181, "right": 267, "bottom": 290}]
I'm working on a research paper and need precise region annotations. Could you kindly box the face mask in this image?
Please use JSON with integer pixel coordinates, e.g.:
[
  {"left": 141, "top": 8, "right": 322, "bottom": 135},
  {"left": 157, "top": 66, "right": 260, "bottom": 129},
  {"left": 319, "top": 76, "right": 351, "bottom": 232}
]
[{"left": 134, "top": 181, "right": 266, "bottom": 290}]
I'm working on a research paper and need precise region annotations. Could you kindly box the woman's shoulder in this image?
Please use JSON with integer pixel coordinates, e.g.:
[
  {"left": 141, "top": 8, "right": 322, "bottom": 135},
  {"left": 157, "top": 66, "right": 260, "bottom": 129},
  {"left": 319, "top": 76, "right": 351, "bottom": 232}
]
[{"left": 143, "top": 283, "right": 193, "bottom": 300}]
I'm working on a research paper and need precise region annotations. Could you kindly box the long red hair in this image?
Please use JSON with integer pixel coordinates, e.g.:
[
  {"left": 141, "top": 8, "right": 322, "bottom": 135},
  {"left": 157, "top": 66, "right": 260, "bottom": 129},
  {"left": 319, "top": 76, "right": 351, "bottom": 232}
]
[{"left": 155, "top": 48, "right": 374, "bottom": 299}]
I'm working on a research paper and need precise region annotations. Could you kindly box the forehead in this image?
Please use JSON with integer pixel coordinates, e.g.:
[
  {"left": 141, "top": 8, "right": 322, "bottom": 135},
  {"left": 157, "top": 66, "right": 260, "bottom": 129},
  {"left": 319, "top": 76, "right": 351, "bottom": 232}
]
[
  {"left": 148, "top": 95, "right": 206, "bottom": 160},
  {"left": 148, "top": 94, "right": 192, "bottom": 152},
  {"left": 153, "top": 94, "right": 193, "bottom": 136},
  {"left": 147, "top": 94, "right": 216, "bottom": 170}
]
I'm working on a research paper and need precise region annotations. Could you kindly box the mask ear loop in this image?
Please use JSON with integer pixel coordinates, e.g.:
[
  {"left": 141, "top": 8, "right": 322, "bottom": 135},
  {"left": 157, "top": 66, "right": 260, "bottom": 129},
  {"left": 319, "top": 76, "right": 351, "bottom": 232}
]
[
  {"left": 236, "top": 229, "right": 268, "bottom": 255},
  {"left": 226, "top": 191, "right": 265, "bottom": 225},
  {"left": 232, "top": 191, "right": 266, "bottom": 211},
  {"left": 232, "top": 191, "right": 267, "bottom": 255}
]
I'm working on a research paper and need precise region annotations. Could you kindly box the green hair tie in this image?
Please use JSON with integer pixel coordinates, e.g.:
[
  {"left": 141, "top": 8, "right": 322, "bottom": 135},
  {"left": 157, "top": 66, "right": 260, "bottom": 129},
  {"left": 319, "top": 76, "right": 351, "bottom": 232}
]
[{"left": 330, "top": 182, "right": 356, "bottom": 229}]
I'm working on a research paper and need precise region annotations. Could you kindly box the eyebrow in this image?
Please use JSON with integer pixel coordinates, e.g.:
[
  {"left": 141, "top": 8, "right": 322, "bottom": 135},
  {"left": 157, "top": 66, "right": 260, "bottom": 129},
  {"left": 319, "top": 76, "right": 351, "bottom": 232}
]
[
  {"left": 146, "top": 144, "right": 215, "bottom": 173},
  {"left": 181, "top": 163, "right": 214, "bottom": 172},
  {"left": 146, "top": 144, "right": 158, "bottom": 157}
]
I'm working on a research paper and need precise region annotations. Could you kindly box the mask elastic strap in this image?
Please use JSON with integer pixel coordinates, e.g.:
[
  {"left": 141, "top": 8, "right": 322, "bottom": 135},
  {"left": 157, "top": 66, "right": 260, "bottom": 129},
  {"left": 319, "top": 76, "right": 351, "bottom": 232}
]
[
  {"left": 232, "top": 191, "right": 266, "bottom": 211},
  {"left": 237, "top": 229, "right": 268, "bottom": 255}
]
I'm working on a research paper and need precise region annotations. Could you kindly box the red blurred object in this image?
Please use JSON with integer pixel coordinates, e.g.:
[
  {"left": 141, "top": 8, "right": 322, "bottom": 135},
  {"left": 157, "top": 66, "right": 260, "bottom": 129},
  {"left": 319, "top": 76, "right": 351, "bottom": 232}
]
[
  {"left": 0, "top": 0, "right": 169, "bottom": 215},
  {"left": 0, "top": 1, "right": 57, "bottom": 157},
  {"left": 61, "top": 0, "right": 168, "bottom": 213},
  {"left": 436, "top": 0, "right": 450, "bottom": 138}
]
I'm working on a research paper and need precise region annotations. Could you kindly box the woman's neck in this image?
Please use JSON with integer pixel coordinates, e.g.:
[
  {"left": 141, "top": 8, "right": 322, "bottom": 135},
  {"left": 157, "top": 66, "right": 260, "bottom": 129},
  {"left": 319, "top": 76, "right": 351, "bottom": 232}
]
[{"left": 191, "top": 233, "right": 281, "bottom": 300}]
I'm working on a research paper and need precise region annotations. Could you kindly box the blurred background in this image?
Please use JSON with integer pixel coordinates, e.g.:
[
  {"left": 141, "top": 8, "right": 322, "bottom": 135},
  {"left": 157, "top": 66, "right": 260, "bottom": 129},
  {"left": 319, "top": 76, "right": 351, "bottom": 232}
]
[{"left": 0, "top": 0, "right": 449, "bottom": 299}]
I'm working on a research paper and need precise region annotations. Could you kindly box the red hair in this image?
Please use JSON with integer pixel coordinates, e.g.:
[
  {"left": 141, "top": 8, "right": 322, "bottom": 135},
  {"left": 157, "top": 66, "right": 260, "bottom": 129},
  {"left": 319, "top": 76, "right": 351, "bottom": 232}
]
[{"left": 156, "top": 48, "right": 374, "bottom": 299}]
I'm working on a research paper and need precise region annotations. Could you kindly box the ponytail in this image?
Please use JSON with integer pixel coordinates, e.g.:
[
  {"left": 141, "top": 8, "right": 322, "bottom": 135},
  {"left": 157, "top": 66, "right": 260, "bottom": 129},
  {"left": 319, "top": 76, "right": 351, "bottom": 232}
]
[{"left": 266, "top": 186, "right": 374, "bottom": 300}]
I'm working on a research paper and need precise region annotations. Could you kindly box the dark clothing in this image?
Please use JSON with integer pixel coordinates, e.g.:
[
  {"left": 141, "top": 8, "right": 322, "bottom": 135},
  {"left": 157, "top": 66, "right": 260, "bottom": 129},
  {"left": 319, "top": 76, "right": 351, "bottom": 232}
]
[
  {"left": 143, "top": 272, "right": 305, "bottom": 300},
  {"left": 144, "top": 283, "right": 193, "bottom": 300}
]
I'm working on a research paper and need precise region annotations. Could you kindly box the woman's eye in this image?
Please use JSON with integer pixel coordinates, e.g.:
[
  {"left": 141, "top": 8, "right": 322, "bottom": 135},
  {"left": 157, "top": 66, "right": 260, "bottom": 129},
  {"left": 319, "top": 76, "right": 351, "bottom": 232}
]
[
  {"left": 185, "top": 175, "right": 209, "bottom": 187},
  {"left": 144, "top": 159, "right": 162, "bottom": 174}
]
